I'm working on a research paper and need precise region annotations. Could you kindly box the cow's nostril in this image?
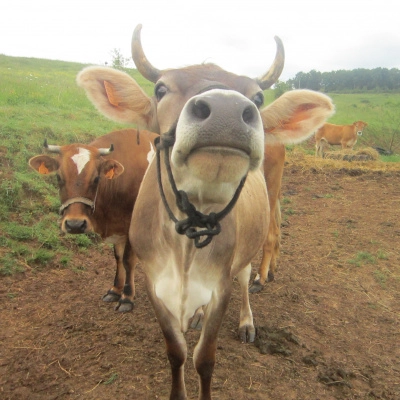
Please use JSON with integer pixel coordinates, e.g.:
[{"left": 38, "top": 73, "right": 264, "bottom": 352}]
[
  {"left": 192, "top": 99, "right": 211, "bottom": 120},
  {"left": 242, "top": 106, "right": 255, "bottom": 124}
]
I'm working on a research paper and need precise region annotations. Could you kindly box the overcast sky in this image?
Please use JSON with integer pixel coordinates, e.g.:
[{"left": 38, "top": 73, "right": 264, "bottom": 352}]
[{"left": 2, "top": 0, "right": 399, "bottom": 81}]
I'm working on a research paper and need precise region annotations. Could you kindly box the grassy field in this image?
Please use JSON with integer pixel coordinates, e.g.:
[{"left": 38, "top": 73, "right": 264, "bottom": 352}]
[{"left": 0, "top": 54, "right": 399, "bottom": 275}]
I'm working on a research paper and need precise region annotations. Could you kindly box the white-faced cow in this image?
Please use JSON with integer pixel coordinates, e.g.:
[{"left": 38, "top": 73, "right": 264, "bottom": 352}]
[
  {"left": 77, "top": 24, "right": 334, "bottom": 400},
  {"left": 315, "top": 120, "right": 368, "bottom": 157},
  {"left": 29, "top": 129, "right": 158, "bottom": 312}
]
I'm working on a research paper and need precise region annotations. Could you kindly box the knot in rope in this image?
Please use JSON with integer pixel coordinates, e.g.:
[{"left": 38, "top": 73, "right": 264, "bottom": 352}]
[{"left": 174, "top": 190, "right": 222, "bottom": 248}]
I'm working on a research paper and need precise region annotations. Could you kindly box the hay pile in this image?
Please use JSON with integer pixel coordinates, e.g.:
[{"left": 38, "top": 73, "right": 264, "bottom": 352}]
[
  {"left": 285, "top": 147, "right": 400, "bottom": 174},
  {"left": 323, "top": 147, "right": 380, "bottom": 162}
]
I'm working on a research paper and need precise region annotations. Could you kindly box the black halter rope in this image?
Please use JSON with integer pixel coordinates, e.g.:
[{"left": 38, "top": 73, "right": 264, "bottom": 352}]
[{"left": 155, "top": 128, "right": 247, "bottom": 249}]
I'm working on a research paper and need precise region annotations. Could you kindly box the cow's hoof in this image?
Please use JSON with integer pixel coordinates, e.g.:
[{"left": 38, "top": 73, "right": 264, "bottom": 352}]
[
  {"left": 249, "top": 280, "right": 264, "bottom": 293},
  {"left": 115, "top": 299, "right": 134, "bottom": 313},
  {"left": 239, "top": 324, "right": 255, "bottom": 343},
  {"left": 102, "top": 290, "right": 121, "bottom": 302},
  {"left": 267, "top": 272, "right": 275, "bottom": 282}
]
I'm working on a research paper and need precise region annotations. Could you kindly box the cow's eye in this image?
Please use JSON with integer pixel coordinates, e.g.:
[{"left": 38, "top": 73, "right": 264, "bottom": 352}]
[
  {"left": 155, "top": 84, "right": 168, "bottom": 101},
  {"left": 253, "top": 92, "right": 264, "bottom": 108},
  {"left": 93, "top": 176, "right": 100, "bottom": 185}
]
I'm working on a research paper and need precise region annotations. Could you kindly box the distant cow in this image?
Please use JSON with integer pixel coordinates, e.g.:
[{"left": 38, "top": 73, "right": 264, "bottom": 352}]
[
  {"left": 77, "top": 24, "right": 334, "bottom": 399},
  {"left": 29, "top": 129, "right": 158, "bottom": 312},
  {"left": 315, "top": 121, "right": 368, "bottom": 156}
]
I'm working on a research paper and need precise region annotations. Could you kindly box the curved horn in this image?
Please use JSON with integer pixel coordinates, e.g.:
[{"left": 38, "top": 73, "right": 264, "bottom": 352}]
[
  {"left": 98, "top": 144, "right": 114, "bottom": 156},
  {"left": 256, "top": 36, "right": 285, "bottom": 90},
  {"left": 131, "top": 24, "right": 162, "bottom": 83},
  {"left": 43, "top": 139, "right": 61, "bottom": 153}
]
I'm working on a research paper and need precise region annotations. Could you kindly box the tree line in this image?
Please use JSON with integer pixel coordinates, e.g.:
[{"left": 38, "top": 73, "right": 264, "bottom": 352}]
[{"left": 274, "top": 67, "right": 400, "bottom": 95}]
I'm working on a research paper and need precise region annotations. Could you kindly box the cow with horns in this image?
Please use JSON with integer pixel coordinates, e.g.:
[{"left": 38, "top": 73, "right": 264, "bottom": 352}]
[
  {"left": 29, "top": 129, "right": 158, "bottom": 311},
  {"left": 77, "top": 24, "right": 334, "bottom": 399}
]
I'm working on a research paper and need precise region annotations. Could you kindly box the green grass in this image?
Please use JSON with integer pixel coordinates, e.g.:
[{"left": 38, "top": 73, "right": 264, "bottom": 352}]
[
  {"left": 103, "top": 372, "right": 118, "bottom": 385},
  {"left": 376, "top": 249, "right": 389, "bottom": 260},
  {"left": 373, "top": 270, "right": 388, "bottom": 287},
  {"left": 381, "top": 154, "right": 400, "bottom": 162},
  {"left": 0, "top": 54, "right": 399, "bottom": 275},
  {"left": 348, "top": 251, "right": 376, "bottom": 267}
]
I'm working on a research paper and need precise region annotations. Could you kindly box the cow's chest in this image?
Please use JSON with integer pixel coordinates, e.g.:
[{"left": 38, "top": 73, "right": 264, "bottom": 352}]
[{"left": 149, "top": 240, "right": 231, "bottom": 332}]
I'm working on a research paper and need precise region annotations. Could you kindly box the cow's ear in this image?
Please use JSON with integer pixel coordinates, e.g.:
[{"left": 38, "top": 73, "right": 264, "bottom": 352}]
[
  {"left": 100, "top": 159, "right": 125, "bottom": 180},
  {"left": 261, "top": 90, "right": 335, "bottom": 145},
  {"left": 77, "top": 67, "right": 158, "bottom": 132},
  {"left": 29, "top": 155, "right": 59, "bottom": 174}
]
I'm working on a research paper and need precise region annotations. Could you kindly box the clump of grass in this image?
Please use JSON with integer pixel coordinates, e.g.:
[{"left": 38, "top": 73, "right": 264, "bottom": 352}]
[
  {"left": 348, "top": 251, "right": 376, "bottom": 267},
  {"left": 103, "top": 372, "right": 118, "bottom": 385},
  {"left": 0, "top": 254, "right": 25, "bottom": 276},
  {"left": 373, "top": 270, "right": 388, "bottom": 287},
  {"left": 376, "top": 249, "right": 389, "bottom": 260},
  {"left": 27, "top": 248, "right": 54, "bottom": 266},
  {"left": 7, "top": 223, "right": 33, "bottom": 241},
  {"left": 284, "top": 208, "right": 295, "bottom": 216}
]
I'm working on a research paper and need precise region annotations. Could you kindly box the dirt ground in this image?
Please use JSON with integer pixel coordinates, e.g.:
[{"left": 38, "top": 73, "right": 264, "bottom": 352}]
[{"left": 1, "top": 157, "right": 400, "bottom": 400}]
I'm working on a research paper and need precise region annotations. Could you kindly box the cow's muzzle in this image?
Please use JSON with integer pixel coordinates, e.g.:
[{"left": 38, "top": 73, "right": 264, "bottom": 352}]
[
  {"left": 64, "top": 218, "right": 88, "bottom": 234},
  {"left": 172, "top": 89, "right": 264, "bottom": 171}
]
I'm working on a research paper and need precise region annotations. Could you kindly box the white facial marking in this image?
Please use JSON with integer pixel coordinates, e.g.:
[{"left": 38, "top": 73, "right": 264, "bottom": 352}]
[
  {"left": 71, "top": 148, "right": 91, "bottom": 174},
  {"left": 147, "top": 142, "right": 155, "bottom": 164}
]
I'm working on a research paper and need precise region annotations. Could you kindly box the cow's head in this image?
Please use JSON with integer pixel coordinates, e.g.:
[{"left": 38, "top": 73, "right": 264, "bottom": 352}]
[
  {"left": 354, "top": 121, "right": 368, "bottom": 136},
  {"left": 29, "top": 142, "right": 124, "bottom": 234},
  {"left": 77, "top": 25, "right": 334, "bottom": 202}
]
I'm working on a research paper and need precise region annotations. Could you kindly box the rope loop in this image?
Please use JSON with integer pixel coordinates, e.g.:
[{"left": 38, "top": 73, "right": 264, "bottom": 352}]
[{"left": 155, "top": 131, "right": 247, "bottom": 249}]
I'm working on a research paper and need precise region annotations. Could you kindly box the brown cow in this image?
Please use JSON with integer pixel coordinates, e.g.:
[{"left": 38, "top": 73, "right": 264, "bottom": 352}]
[
  {"left": 29, "top": 129, "right": 158, "bottom": 312},
  {"left": 77, "top": 24, "right": 334, "bottom": 399},
  {"left": 315, "top": 121, "right": 368, "bottom": 157},
  {"left": 250, "top": 144, "right": 285, "bottom": 292}
]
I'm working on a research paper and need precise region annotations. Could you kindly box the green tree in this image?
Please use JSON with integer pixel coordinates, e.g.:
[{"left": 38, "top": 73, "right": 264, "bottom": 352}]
[
  {"left": 110, "top": 48, "right": 129, "bottom": 70},
  {"left": 273, "top": 80, "right": 292, "bottom": 98}
]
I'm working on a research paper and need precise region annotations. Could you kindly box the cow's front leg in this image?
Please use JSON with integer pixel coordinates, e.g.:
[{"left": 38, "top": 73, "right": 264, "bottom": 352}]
[
  {"left": 237, "top": 264, "right": 255, "bottom": 342},
  {"left": 102, "top": 240, "right": 126, "bottom": 302},
  {"left": 147, "top": 288, "right": 188, "bottom": 400},
  {"left": 115, "top": 239, "right": 136, "bottom": 312},
  {"left": 193, "top": 285, "right": 232, "bottom": 400}
]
